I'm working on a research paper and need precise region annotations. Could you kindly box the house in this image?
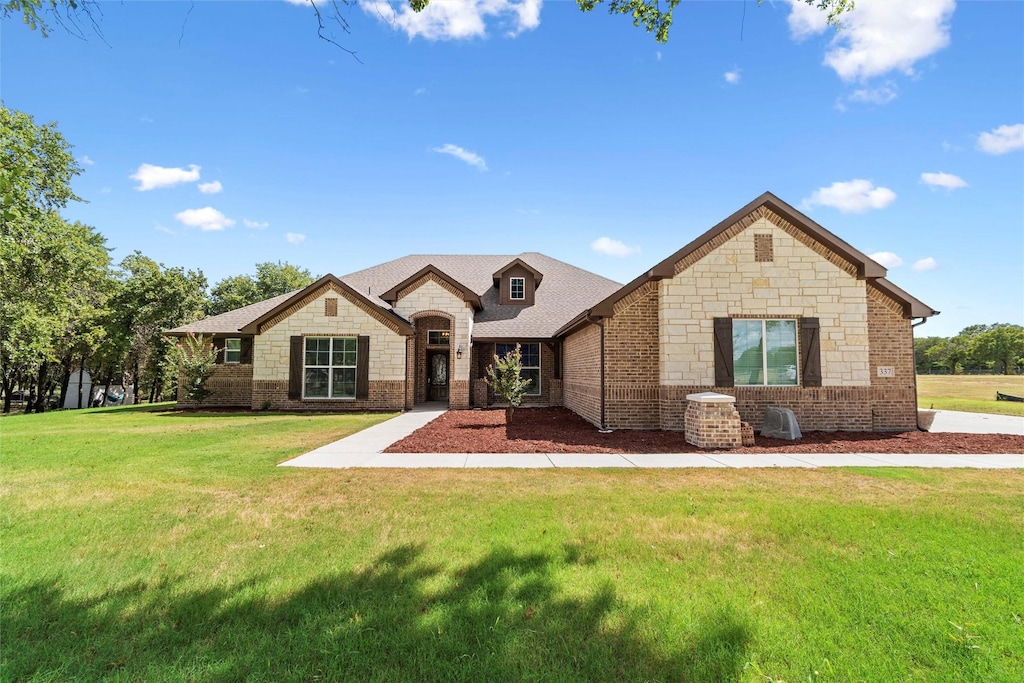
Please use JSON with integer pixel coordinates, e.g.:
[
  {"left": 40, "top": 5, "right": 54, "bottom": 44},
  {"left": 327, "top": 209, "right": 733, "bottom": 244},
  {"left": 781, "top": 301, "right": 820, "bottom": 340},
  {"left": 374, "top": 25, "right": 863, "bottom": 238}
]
[{"left": 168, "top": 192, "right": 938, "bottom": 431}]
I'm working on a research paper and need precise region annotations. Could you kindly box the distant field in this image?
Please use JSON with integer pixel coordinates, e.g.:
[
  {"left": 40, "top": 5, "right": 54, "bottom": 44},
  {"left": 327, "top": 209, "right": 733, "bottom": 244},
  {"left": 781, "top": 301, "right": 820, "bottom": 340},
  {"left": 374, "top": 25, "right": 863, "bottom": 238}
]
[{"left": 918, "top": 375, "right": 1024, "bottom": 417}]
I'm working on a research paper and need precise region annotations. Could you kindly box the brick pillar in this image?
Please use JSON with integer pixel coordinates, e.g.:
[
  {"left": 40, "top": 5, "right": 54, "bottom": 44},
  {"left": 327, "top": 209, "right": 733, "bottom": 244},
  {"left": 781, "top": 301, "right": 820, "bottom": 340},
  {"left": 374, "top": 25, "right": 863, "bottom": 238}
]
[
  {"left": 685, "top": 392, "right": 743, "bottom": 449},
  {"left": 549, "top": 379, "right": 563, "bottom": 407},
  {"left": 472, "top": 379, "right": 488, "bottom": 408}
]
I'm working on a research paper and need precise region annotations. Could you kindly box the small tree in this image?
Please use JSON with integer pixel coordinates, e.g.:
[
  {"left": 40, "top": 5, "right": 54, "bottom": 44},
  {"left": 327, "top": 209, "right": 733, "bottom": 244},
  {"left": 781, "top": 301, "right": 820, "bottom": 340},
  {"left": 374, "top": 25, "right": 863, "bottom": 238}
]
[
  {"left": 170, "top": 333, "right": 217, "bottom": 406},
  {"left": 485, "top": 344, "right": 533, "bottom": 424}
]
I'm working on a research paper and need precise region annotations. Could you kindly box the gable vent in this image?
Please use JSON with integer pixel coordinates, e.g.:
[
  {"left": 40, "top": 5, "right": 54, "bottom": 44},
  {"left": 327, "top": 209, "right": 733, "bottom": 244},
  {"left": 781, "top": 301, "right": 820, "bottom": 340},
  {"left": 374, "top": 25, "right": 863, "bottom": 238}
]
[
  {"left": 754, "top": 234, "right": 774, "bottom": 262},
  {"left": 324, "top": 297, "right": 338, "bottom": 317}
]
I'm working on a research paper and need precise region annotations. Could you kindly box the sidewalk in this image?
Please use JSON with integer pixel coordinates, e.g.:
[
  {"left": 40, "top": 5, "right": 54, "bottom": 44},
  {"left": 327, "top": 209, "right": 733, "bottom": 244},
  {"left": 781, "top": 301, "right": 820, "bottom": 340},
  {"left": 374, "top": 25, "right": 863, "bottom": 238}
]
[{"left": 279, "top": 406, "right": 1022, "bottom": 470}]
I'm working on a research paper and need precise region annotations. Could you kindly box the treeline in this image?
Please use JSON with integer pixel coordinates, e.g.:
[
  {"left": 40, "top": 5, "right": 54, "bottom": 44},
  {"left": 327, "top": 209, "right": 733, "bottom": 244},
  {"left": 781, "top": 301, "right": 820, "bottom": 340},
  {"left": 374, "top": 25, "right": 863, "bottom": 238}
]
[
  {"left": 915, "top": 324, "right": 1024, "bottom": 375},
  {"left": 1, "top": 105, "right": 316, "bottom": 413}
]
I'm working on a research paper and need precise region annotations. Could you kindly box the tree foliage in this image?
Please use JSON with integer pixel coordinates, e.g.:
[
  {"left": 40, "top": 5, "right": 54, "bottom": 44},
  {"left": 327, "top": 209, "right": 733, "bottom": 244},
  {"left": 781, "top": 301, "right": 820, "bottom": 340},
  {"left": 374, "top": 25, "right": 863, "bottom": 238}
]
[
  {"left": 208, "top": 261, "right": 316, "bottom": 316},
  {"left": 169, "top": 332, "right": 218, "bottom": 405},
  {"left": 485, "top": 344, "right": 533, "bottom": 423},
  {"left": 916, "top": 324, "right": 1024, "bottom": 376}
]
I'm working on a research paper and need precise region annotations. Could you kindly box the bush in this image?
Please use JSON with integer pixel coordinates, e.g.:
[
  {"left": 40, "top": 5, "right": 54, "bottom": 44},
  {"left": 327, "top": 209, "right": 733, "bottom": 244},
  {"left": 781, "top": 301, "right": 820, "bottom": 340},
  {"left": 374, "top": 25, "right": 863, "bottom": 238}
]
[
  {"left": 485, "top": 344, "right": 533, "bottom": 423},
  {"left": 170, "top": 333, "right": 218, "bottom": 405}
]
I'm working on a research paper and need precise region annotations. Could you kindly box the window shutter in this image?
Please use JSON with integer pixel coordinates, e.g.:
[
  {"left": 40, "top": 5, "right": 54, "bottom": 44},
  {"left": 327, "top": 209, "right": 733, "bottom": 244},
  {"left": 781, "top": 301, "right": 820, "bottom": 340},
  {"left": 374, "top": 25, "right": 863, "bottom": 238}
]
[
  {"left": 240, "top": 337, "right": 253, "bottom": 365},
  {"left": 356, "top": 335, "right": 370, "bottom": 399},
  {"left": 713, "top": 318, "right": 734, "bottom": 387},
  {"left": 213, "top": 339, "right": 224, "bottom": 364},
  {"left": 289, "top": 336, "right": 303, "bottom": 399},
  {"left": 800, "top": 318, "right": 822, "bottom": 387}
]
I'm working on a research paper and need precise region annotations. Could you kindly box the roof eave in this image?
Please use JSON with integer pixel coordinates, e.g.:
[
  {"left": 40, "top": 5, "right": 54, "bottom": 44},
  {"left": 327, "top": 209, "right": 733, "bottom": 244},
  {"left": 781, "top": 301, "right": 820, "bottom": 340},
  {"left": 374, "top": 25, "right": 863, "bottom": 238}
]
[{"left": 380, "top": 265, "right": 483, "bottom": 311}]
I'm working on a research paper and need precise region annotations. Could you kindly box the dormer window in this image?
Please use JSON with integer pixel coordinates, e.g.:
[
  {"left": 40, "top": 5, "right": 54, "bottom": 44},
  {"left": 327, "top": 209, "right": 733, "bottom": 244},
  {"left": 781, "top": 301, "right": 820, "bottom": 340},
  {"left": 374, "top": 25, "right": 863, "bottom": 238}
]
[
  {"left": 493, "top": 258, "right": 543, "bottom": 307},
  {"left": 510, "top": 277, "right": 525, "bottom": 300}
]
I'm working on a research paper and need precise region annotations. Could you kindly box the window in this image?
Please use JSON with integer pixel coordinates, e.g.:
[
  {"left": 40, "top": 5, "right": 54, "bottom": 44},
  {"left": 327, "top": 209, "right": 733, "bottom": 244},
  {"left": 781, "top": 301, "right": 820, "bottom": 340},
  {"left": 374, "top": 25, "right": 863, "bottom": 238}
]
[
  {"left": 732, "top": 320, "right": 798, "bottom": 386},
  {"left": 510, "top": 277, "right": 525, "bottom": 300},
  {"left": 495, "top": 342, "right": 541, "bottom": 395},
  {"left": 304, "top": 337, "right": 357, "bottom": 398},
  {"left": 427, "top": 330, "right": 450, "bottom": 346},
  {"left": 224, "top": 338, "right": 241, "bottom": 364}
]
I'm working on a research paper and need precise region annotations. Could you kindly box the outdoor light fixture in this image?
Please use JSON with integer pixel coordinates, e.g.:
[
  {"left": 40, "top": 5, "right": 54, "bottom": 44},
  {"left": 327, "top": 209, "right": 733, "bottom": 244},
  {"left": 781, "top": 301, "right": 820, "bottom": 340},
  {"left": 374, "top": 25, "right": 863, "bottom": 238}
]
[{"left": 456, "top": 345, "right": 463, "bottom": 359}]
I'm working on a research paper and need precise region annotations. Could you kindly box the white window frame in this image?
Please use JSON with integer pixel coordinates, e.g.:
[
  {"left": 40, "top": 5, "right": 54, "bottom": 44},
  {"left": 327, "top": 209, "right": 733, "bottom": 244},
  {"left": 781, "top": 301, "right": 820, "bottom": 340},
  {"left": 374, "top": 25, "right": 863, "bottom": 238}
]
[
  {"left": 509, "top": 277, "right": 526, "bottom": 300},
  {"left": 224, "top": 338, "right": 241, "bottom": 364},
  {"left": 732, "top": 319, "right": 799, "bottom": 387},
  {"left": 427, "top": 330, "right": 450, "bottom": 346},
  {"left": 303, "top": 337, "right": 357, "bottom": 399},
  {"left": 495, "top": 342, "right": 541, "bottom": 396}
]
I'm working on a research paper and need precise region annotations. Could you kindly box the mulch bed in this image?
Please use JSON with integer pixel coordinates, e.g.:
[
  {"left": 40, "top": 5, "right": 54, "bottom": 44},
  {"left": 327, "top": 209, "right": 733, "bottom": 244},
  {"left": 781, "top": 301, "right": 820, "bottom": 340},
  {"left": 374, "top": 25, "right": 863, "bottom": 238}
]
[{"left": 385, "top": 407, "right": 1024, "bottom": 455}]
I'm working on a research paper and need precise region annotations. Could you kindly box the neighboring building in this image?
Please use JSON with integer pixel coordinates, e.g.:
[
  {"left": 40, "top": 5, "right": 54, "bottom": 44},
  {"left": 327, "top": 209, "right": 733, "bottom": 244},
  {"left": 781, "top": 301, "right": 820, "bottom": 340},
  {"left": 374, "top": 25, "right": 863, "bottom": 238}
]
[{"left": 168, "top": 192, "right": 938, "bottom": 431}]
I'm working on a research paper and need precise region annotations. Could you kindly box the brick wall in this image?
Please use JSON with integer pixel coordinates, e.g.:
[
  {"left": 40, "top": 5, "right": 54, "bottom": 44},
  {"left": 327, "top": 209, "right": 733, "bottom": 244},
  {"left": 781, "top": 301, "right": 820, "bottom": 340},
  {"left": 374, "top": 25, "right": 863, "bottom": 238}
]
[
  {"left": 251, "top": 379, "right": 406, "bottom": 411},
  {"left": 413, "top": 314, "right": 451, "bottom": 404},
  {"left": 472, "top": 342, "right": 557, "bottom": 406},
  {"left": 604, "top": 281, "right": 660, "bottom": 429},
  {"left": 178, "top": 364, "right": 253, "bottom": 408},
  {"left": 867, "top": 285, "right": 918, "bottom": 430},
  {"left": 562, "top": 323, "right": 602, "bottom": 427}
]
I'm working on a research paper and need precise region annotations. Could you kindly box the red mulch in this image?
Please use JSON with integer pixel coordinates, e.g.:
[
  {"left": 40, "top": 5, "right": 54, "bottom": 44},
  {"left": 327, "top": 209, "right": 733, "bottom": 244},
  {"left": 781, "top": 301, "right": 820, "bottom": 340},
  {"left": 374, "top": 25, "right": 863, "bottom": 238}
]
[{"left": 384, "top": 407, "right": 1024, "bottom": 455}]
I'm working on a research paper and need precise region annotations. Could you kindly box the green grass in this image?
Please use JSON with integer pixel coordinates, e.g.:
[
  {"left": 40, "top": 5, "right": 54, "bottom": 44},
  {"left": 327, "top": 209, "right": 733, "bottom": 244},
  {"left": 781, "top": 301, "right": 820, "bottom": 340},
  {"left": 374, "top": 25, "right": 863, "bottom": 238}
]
[
  {"left": 918, "top": 374, "right": 1024, "bottom": 417},
  {"left": 3, "top": 406, "right": 1023, "bottom": 681}
]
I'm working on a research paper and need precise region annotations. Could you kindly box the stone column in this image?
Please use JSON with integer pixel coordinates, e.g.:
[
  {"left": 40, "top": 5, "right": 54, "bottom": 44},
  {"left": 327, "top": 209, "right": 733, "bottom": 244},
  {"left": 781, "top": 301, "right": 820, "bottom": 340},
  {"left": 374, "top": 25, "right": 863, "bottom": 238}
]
[{"left": 684, "top": 392, "right": 743, "bottom": 449}]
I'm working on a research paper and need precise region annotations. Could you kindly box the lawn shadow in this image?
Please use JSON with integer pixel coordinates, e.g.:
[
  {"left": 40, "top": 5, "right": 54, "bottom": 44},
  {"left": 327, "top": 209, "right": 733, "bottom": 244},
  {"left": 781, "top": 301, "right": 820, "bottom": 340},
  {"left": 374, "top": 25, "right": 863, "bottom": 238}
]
[{"left": 4, "top": 544, "right": 752, "bottom": 681}]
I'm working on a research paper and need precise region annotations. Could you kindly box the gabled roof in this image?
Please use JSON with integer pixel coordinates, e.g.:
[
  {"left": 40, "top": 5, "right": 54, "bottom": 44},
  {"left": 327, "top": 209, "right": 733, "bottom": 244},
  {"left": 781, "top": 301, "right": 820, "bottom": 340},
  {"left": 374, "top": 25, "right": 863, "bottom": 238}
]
[
  {"left": 167, "top": 290, "right": 298, "bottom": 336},
  {"left": 239, "top": 274, "right": 414, "bottom": 335},
  {"left": 872, "top": 278, "right": 940, "bottom": 319},
  {"left": 492, "top": 257, "right": 544, "bottom": 288},
  {"left": 379, "top": 264, "right": 483, "bottom": 311}
]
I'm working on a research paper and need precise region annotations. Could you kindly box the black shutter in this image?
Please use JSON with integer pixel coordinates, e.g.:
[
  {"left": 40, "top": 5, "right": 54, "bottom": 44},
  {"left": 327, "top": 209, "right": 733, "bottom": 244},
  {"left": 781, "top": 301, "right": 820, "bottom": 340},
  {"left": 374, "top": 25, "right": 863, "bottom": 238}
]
[
  {"left": 800, "top": 318, "right": 822, "bottom": 387},
  {"left": 240, "top": 337, "right": 253, "bottom": 365},
  {"left": 213, "top": 338, "right": 224, "bottom": 364},
  {"left": 713, "top": 318, "right": 734, "bottom": 387},
  {"left": 356, "top": 335, "right": 370, "bottom": 399},
  {"left": 289, "top": 336, "right": 303, "bottom": 399}
]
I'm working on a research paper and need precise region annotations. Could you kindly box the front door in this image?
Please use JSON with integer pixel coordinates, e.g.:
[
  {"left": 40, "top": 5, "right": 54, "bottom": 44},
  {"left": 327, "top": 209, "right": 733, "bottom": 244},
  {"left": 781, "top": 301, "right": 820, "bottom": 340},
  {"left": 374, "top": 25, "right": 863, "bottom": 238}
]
[{"left": 427, "top": 351, "right": 449, "bottom": 401}]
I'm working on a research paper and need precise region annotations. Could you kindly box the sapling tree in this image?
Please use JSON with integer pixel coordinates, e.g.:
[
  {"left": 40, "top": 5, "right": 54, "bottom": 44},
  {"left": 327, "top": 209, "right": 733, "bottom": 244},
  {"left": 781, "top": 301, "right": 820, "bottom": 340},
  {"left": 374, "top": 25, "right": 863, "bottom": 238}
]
[
  {"left": 170, "top": 332, "right": 217, "bottom": 406},
  {"left": 485, "top": 343, "right": 533, "bottom": 424}
]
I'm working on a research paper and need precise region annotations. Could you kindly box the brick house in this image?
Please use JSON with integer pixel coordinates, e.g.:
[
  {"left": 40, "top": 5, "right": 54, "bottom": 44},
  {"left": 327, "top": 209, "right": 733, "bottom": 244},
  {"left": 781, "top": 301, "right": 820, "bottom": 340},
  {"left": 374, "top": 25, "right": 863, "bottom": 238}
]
[{"left": 169, "top": 192, "right": 938, "bottom": 431}]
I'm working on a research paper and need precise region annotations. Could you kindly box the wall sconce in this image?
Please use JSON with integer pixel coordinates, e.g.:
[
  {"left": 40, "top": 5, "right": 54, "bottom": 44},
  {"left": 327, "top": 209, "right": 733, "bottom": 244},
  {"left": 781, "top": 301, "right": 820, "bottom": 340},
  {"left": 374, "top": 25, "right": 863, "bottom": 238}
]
[{"left": 456, "top": 345, "right": 463, "bottom": 360}]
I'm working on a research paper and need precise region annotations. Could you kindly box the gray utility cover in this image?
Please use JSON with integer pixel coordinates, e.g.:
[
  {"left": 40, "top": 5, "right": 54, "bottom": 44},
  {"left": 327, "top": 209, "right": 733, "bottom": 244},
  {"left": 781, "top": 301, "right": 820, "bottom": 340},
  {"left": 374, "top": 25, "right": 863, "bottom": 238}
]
[{"left": 761, "top": 406, "right": 802, "bottom": 440}]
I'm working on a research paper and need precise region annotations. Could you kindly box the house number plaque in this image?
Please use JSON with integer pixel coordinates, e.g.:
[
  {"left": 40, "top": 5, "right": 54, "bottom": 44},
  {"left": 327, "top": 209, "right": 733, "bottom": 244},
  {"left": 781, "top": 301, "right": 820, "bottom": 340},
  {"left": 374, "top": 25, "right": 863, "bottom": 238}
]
[{"left": 876, "top": 366, "right": 895, "bottom": 377}]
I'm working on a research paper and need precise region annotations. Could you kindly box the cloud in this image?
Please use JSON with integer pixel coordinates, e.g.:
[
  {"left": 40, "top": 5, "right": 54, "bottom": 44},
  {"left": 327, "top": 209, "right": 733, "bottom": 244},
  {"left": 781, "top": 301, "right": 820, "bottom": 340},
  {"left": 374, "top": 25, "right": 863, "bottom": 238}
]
[
  {"left": 913, "top": 257, "right": 938, "bottom": 271},
  {"left": 174, "top": 207, "right": 235, "bottom": 232},
  {"left": 846, "top": 82, "right": 898, "bottom": 106},
  {"left": 802, "top": 179, "right": 897, "bottom": 213},
  {"left": 869, "top": 251, "right": 903, "bottom": 268},
  {"left": 154, "top": 224, "right": 175, "bottom": 235},
  {"left": 79, "top": 155, "right": 95, "bottom": 166},
  {"left": 285, "top": 232, "right": 306, "bottom": 244},
  {"left": 724, "top": 68, "right": 741, "bottom": 85},
  {"left": 100, "top": 186, "right": 112, "bottom": 194},
  {"left": 414, "top": 87, "right": 427, "bottom": 96},
  {"left": 786, "top": 0, "right": 955, "bottom": 82},
  {"left": 656, "top": 51, "right": 662, "bottom": 62},
  {"left": 432, "top": 143, "right": 487, "bottom": 171},
  {"left": 198, "top": 180, "right": 223, "bottom": 194},
  {"left": 243, "top": 219, "right": 269, "bottom": 229},
  {"left": 976, "top": 123, "right": 1024, "bottom": 155},
  {"left": 358, "top": 0, "right": 541, "bottom": 41},
  {"left": 920, "top": 172, "right": 967, "bottom": 190},
  {"left": 131, "top": 163, "right": 201, "bottom": 191},
  {"left": 591, "top": 237, "right": 640, "bottom": 257}
]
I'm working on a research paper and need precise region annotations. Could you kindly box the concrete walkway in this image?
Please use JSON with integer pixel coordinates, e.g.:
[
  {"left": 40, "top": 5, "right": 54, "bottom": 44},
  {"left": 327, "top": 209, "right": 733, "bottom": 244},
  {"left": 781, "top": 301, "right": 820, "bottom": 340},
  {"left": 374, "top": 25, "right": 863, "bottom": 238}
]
[{"left": 279, "top": 406, "right": 1023, "bottom": 470}]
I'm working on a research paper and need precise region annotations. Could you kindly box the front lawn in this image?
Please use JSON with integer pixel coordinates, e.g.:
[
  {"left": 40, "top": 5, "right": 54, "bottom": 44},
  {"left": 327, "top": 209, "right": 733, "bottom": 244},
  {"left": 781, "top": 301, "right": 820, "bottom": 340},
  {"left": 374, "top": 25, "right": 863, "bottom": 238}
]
[
  {"left": 918, "top": 374, "right": 1024, "bottom": 417},
  {"left": 2, "top": 406, "right": 1022, "bottom": 681}
]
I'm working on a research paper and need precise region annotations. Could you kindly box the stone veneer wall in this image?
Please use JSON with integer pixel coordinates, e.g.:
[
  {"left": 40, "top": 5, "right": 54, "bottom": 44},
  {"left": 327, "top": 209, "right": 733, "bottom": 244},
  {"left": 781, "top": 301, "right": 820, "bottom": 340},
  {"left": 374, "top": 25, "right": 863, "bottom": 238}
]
[
  {"left": 178, "top": 364, "right": 253, "bottom": 408},
  {"left": 603, "top": 281, "right": 660, "bottom": 429},
  {"left": 392, "top": 279, "right": 473, "bottom": 409},
  {"left": 562, "top": 323, "right": 602, "bottom": 427},
  {"left": 251, "top": 282, "right": 408, "bottom": 411}
]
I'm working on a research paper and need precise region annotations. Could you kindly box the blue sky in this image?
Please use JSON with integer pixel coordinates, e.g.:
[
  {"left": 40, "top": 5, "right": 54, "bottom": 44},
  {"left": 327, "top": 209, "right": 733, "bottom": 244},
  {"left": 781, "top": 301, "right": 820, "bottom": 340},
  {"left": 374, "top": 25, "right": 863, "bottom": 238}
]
[{"left": 3, "top": 0, "right": 1022, "bottom": 338}]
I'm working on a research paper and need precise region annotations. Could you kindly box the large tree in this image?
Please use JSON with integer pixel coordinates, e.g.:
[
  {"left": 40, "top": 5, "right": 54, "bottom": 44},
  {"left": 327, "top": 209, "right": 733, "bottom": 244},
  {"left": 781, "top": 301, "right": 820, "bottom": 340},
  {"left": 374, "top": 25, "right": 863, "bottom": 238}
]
[{"left": 208, "top": 261, "right": 316, "bottom": 316}]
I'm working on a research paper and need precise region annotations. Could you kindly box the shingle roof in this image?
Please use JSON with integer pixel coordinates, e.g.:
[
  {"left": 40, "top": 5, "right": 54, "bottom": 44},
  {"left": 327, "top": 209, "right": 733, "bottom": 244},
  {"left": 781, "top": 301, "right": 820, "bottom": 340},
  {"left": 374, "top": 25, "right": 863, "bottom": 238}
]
[{"left": 167, "top": 290, "right": 298, "bottom": 335}]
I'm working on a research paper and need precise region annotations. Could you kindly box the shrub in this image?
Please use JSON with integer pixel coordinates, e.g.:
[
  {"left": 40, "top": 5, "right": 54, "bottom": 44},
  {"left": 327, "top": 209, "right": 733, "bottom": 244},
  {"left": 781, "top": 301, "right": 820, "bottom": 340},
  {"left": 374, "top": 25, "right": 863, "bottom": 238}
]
[
  {"left": 170, "top": 332, "right": 218, "bottom": 406},
  {"left": 485, "top": 344, "right": 533, "bottom": 423}
]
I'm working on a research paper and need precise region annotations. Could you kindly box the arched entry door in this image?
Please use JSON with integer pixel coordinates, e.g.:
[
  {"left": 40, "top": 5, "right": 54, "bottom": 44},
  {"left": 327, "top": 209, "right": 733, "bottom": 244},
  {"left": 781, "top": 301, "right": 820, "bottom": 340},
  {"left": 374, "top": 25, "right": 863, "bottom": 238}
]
[{"left": 427, "top": 351, "right": 449, "bottom": 402}]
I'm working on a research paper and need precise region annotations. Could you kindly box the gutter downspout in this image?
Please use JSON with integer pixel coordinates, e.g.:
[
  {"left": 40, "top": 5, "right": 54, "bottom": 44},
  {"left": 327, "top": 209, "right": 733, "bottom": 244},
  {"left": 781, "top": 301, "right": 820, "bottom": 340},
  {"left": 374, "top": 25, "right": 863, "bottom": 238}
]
[{"left": 911, "top": 317, "right": 927, "bottom": 430}]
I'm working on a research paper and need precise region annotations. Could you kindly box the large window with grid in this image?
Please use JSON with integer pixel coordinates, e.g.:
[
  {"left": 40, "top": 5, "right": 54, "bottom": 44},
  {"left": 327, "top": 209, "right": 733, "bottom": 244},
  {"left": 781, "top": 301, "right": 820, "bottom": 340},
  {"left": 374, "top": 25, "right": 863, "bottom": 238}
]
[
  {"left": 495, "top": 342, "right": 541, "bottom": 395},
  {"left": 732, "top": 320, "right": 798, "bottom": 386},
  {"left": 304, "top": 337, "right": 357, "bottom": 398}
]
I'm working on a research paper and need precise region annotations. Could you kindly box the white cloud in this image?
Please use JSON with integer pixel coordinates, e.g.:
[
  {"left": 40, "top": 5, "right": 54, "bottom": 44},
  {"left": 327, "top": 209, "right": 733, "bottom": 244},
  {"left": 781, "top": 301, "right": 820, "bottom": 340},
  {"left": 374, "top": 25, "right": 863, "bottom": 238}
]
[
  {"left": 79, "top": 155, "right": 95, "bottom": 166},
  {"left": 913, "top": 257, "right": 938, "bottom": 271},
  {"left": 591, "top": 237, "right": 640, "bottom": 258},
  {"left": 976, "top": 123, "right": 1024, "bottom": 155},
  {"left": 154, "top": 224, "right": 175, "bottom": 235},
  {"left": 724, "top": 68, "right": 741, "bottom": 85},
  {"left": 432, "top": 143, "right": 487, "bottom": 171},
  {"left": 414, "top": 87, "right": 427, "bottom": 96},
  {"left": 131, "top": 163, "right": 201, "bottom": 191},
  {"left": 869, "top": 251, "right": 903, "bottom": 268},
  {"left": 285, "top": 232, "right": 306, "bottom": 244},
  {"left": 358, "top": 0, "right": 541, "bottom": 41},
  {"left": 197, "top": 180, "right": 223, "bottom": 194},
  {"left": 802, "top": 179, "right": 897, "bottom": 213},
  {"left": 243, "top": 219, "right": 269, "bottom": 229},
  {"left": 656, "top": 51, "right": 662, "bottom": 62},
  {"left": 100, "top": 186, "right": 112, "bottom": 194},
  {"left": 786, "top": 0, "right": 955, "bottom": 82},
  {"left": 921, "top": 172, "right": 967, "bottom": 190},
  {"left": 174, "top": 207, "right": 235, "bottom": 232},
  {"left": 847, "top": 82, "right": 898, "bottom": 105}
]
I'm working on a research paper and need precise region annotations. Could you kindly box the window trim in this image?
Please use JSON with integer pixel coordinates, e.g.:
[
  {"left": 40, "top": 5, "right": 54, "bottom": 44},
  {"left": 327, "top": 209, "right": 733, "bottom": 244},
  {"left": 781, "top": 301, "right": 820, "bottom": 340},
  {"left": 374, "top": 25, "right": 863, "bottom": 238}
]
[
  {"left": 732, "top": 319, "right": 799, "bottom": 387},
  {"left": 495, "top": 342, "right": 541, "bottom": 396},
  {"left": 427, "top": 330, "right": 450, "bottom": 346},
  {"left": 303, "top": 336, "right": 358, "bottom": 400},
  {"left": 224, "top": 338, "right": 241, "bottom": 364},
  {"left": 509, "top": 276, "right": 526, "bottom": 301}
]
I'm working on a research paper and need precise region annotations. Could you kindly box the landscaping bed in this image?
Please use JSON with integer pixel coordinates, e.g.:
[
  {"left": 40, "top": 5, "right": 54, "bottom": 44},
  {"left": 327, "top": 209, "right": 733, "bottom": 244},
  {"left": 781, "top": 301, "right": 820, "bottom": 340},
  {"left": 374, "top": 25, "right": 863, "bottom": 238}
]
[{"left": 385, "top": 407, "right": 1024, "bottom": 454}]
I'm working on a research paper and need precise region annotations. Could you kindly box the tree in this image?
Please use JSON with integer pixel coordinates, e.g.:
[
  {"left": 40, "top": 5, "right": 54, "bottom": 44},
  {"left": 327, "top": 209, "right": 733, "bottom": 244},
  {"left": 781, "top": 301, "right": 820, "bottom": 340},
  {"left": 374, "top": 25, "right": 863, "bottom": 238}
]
[
  {"left": 485, "top": 344, "right": 533, "bottom": 424},
  {"left": 6, "top": 0, "right": 854, "bottom": 48},
  {"left": 169, "top": 332, "right": 218, "bottom": 406},
  {"left": 971, "top": 324, "right": 1024, "bottom": 375},
  {"left": 208, "top": 261, "right": 316, "bottom": 316}
]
